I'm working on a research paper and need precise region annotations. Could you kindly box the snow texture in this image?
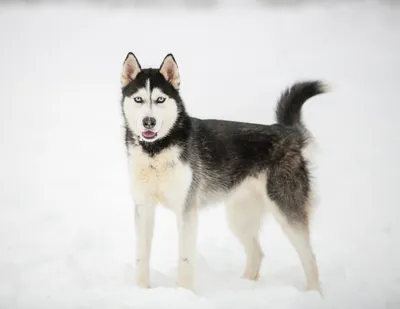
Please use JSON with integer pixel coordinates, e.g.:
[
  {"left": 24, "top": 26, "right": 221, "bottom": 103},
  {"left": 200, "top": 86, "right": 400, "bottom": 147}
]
[{"left": 0, "top": 2, "right": 399, "bottom": 308}]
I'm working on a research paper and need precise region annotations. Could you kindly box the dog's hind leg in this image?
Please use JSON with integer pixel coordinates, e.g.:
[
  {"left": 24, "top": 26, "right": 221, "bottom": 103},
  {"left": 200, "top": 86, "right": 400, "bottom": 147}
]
[
  {"left": 267, "top": 155, "right": 321, "bottom": 292},
  {"left": 225, "top": 179, "right": 265, "bottom": 281},
  {"left": 272, "top": 206, "right": 320, "bottom": 292}
]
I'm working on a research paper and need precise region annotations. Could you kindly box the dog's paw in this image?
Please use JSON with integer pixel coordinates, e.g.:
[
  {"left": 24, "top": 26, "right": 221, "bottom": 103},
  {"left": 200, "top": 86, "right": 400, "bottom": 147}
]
[
  {"left": 242, "top": 269, "right": 260, "bottom": 281},
  {"left": 177, "top": 273, "right": 194, "bottom": 290},
  {"left": 136, "top": 276, "right": 150, "bottom": 289},
  {"left": 177, "top": 259, "right": 194, "bottom": 290},
  {"left": 242, "top": 273, "right": 259, "bottom": 281},
  {"left": 306, "top": 281, "right": 323, "bottom": 296}
]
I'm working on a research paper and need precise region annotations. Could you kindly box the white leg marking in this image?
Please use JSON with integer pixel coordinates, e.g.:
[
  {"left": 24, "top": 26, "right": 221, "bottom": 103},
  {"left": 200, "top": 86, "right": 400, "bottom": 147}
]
[
  {"left": 135, "top": 203, "right": 156, "bottom": 288},
  {"left": 270, "top": 204, "right": 321, "bottom": 292},
  {"left": 225, "top": 177, "right": 266, "bottom": 280},
  {"left": 176, "top": 206, "right": 198, "bottom": 290}
]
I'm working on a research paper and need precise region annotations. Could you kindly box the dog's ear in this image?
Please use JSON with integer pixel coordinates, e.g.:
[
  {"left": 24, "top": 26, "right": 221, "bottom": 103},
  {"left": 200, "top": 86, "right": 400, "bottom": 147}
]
[
  {"left": 159, "top": 54, "right": 180, "bottom": 90},
  {"left": 121, "top": 52, "right": 141, "bottom": 88}
]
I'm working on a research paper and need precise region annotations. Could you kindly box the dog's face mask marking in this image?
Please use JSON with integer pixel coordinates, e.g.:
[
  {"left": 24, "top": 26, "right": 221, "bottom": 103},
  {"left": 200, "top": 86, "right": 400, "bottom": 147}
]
[{"left": 121, "top": 53, "right": 181, "bottom": 143}]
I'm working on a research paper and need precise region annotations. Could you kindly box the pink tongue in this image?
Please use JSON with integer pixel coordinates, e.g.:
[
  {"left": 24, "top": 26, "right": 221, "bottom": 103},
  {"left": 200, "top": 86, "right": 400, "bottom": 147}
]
[{"left": 143, "top": 131, "right": 156, "bottom": 138}]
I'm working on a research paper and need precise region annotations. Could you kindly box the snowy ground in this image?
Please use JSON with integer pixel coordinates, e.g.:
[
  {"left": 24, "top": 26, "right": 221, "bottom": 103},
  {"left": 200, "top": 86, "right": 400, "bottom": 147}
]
[{"left": 1, "top": 2, "right": 400, "bottom": 308}]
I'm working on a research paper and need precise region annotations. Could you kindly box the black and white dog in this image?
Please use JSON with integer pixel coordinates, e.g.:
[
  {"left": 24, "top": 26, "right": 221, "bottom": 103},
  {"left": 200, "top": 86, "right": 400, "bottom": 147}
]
[{"left": 120, "top": 53, "right": 326, "bottom": 292}]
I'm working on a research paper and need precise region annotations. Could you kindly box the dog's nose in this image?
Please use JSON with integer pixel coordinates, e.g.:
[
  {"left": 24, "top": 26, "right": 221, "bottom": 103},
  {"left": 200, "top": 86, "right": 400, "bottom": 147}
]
[{"left": 142, "top": 117, "right": 156, "bottom": 129}]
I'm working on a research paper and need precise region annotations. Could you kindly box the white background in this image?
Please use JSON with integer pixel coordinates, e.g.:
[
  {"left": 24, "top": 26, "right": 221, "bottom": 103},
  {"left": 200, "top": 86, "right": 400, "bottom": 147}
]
[{"left": 0, "top": 1, "right": 399, "bottom": 308}]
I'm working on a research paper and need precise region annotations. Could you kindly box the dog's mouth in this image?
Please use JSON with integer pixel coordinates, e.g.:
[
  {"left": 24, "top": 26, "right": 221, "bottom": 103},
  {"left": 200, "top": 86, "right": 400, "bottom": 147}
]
[{"left": 142, "top": 130, "right": 157, "bottom": 140}]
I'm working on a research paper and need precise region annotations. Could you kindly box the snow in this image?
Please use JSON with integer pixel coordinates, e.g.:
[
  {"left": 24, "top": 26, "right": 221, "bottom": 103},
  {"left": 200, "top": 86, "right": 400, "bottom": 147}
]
[{"left": 1, "top": 1, "right": 400, "bottom": 308}]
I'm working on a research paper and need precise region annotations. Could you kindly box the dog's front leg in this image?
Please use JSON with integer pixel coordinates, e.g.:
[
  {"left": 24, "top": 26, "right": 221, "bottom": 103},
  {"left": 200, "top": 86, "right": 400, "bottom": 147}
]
[
  {"left": 176, "top": 203, "right": 198, "bottom": 290},
  {"left": 135, "top": 203, "right": 155, "bottom": 288}
]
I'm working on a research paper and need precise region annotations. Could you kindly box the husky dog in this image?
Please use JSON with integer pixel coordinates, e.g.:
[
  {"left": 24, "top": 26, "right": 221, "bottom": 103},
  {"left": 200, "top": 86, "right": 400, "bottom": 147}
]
[{"left": 120, "top": 52, "right": 326, "bottom": 292}]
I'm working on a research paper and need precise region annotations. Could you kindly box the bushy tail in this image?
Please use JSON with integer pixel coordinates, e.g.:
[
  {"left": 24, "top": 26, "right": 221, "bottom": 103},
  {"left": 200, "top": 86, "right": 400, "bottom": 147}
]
[{"left": 275, "top": 80, "right": 327, "bottom": 142}]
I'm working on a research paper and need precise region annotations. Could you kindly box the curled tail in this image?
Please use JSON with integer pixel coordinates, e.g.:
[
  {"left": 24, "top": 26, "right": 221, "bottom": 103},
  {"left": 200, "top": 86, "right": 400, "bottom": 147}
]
[{"left": 275, "top": 80, "right": 328, "bottom": 143}]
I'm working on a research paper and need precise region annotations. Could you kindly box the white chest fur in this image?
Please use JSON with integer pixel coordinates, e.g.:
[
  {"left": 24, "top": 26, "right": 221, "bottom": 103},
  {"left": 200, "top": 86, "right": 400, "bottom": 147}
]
[{"left": 127, "top": 145, "right": 193, "bottom": 212}]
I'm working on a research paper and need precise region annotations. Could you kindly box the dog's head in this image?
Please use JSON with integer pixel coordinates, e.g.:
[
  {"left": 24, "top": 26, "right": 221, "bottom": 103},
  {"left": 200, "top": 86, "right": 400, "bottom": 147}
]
[{"left": 120, "top": 53, "right": 183, "bottom": 143}]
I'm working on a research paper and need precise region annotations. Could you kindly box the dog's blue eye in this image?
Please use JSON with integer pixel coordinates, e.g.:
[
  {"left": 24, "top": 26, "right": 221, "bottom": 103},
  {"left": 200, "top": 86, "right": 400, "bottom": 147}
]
[
  {"left": 134, "top": 97, "right": 143, "bottom": 103},
  {"left": 155, "top": 97, "right": 166, "bottom": 103}
]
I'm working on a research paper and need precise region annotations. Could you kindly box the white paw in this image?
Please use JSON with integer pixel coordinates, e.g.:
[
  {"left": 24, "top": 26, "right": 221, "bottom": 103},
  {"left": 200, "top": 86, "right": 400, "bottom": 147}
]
[
  {"left": 136, "top": 266, "right": 150, "bottom": 288},
  {"left": 242, "top": 270, "right": 260, "bottom": 281},
  {"left": 177, "top": 260, "right": 194, "bottom": 290},
  {"left": 306, "top": 281, "right": 323, "bottom": 295},
  {"left": 136, "top": 275, "right": 150, "bottom": 289},
  {"left": 177, "top": 276, "right": 193, "bottom": 290},
  {"left": 242, "top": 261, "right": 262, "bottom": 281}
]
